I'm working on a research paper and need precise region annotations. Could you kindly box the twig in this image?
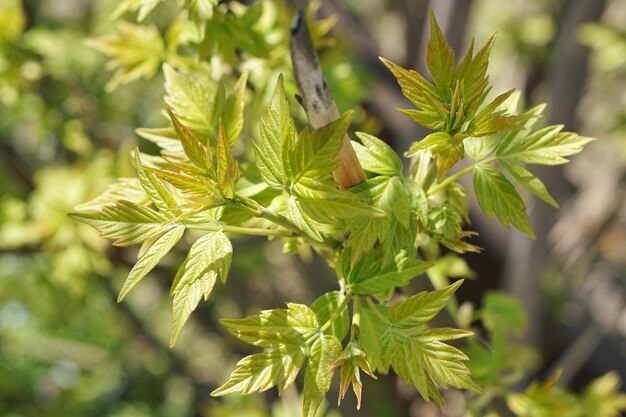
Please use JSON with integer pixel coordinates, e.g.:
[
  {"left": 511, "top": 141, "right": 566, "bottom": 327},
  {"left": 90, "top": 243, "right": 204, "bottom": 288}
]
[{"left": 289, "top": 8, "right": 367, "bottom": 190}]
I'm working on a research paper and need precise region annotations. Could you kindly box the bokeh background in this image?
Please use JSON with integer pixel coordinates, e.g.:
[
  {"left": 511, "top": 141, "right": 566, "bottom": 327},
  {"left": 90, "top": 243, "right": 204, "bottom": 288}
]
[{"left": 0, "top": 0, "right": 625, "bottom": 416}]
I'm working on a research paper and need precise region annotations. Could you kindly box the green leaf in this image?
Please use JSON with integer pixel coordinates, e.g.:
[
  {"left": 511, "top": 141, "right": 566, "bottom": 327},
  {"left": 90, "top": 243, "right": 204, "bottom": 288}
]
[
  {"left": 87, "top": 22, "right": 164, "bottom": 92},
  {"left": 254, "top": 74, "right": 294, "bottom": 187},
  {"left": 216, "top": 123, "right": 240, "bottom": 198},
  {"left": 118, "top": 226, "right": 184, "bottom": 301},
  {"left": 469, "top": 89, "right": 524, "bottom": 136},
  {"left": 344, "top": 248, "right": 433, "bottom": 295},
  {"left": 426, "top": 11, "right": 456, "bottom": 97},
  {"left": 389, "top": 280, "right": 464, "bottom": 329},
  {"left": 359, "top": 303, "right": 389, "bottom": 373},
  {"left": 184, "top": 0, "right": 216, "bottom": 30},
  {"left": 344, "top": 217, "right": 378, "bottom": 266},
  {"left": 497, "top": 124, "right": 594, "bottom": 165},
  {"left": 373, "top": 282, "right": 478, "bottom": 403},
  {"left": 346, "top": 176, "right": 419, "bottom": 265},
  {"left": 211, "top": 345, "right": 306, "bottom": 396},
  {"left": 287, "top": 195, "right": 323, "bottom": 242},
  {"left": 292, "top": 178, "right": 384, "bottom": 223},
  {"left": 311, "top": 291, "right": 350, "bottom": 340},
  {"left": 74, "top": 178, "right": 149, "bottom": 211},
  {"left": 214, "top": 303, "right": 322, "bottom": 398},
  {"left": 579, "top": 372, "right": 626, "bottom": 417},
  {"left": 163, "top": 64, "right": 220, "bottom": 137},
  {"left": 170, "top": 231, "right": 232, "bottom": 346},
  {"left": 168, "top": 108, "right": 213, "bottom": 174},
  {"left": 112, "top": 0, "right": 161, "bottom": 22},
  {"left": 146, "top": 166, "right": 219, "bottom": 200},
  {"left": 427, "top": 201, "right": 463, "bottom": 240},
  {"left": 379, "top": 57, "right": 441, "bottom": 130},
  {"left": 222, "top": 72, "right": 248, "bottom": 145},
  {"left": 135, "top": 127, "right": 185, "bottom": 159},
  {"left": 473, "top": 164, "right": 535, "bottom": 238},
  {"left": 352, "top": 132, "right": 402, "bottom": 176},
  {"left": 220, "top": 303, "right": 319, "bottom": 349},
  {"left": 454, "top": 35, "right": 495, "bottom": 113},
  {"left": 284, "top": 112, "right": 353, "bottom": 183},
  {"left": 406, "top": 132, "right": 451, "bottom": 157},
  {"left": 482, "top": 292, "right": 527, "bottom": 336},
  {"left": 302, "top": 334, "right": 342, "bottom": 417},
  {"left": 132, "top": 149, "right": 182, "bottom": 214},
  {"left": 499, "top": 160, "right": 558, "bottom": 208},
  {"left": 70, "top": 200, "right": 169, "bottom": 246}
]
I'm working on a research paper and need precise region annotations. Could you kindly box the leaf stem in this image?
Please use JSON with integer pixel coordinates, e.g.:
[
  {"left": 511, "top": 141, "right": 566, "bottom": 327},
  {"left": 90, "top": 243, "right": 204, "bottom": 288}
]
[
  {"left": 350, "top": 295, "right": 361, "bottom": 342},
  {"left": 234, "top": 194, "right": 340, "bottom": 249},
  {"left": 427, "top": 164, "right": 474, "bottom": 196},
  {"left": 188, "top": 224, "right": 293, "bottom": 238},
  {"left": 426, "top": 156, "right": 497, "bottom": 196},
  {"left": 366, "top": 296, "right": 389, "bottom": 323},
  {"left": 320, "top": 292, "right": 352, "bottom": 333}
]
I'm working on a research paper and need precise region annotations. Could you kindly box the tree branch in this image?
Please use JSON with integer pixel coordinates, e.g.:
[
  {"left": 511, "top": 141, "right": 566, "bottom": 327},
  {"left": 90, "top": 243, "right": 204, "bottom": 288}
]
[{"left": 289, "top": 8, "right": 367, "bottom": 190}]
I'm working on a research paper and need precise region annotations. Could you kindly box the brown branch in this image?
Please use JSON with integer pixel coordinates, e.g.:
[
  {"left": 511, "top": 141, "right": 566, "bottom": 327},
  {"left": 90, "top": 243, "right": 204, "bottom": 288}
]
[{"left": 289, "top": 8, "right": 367, "bottom": 190}]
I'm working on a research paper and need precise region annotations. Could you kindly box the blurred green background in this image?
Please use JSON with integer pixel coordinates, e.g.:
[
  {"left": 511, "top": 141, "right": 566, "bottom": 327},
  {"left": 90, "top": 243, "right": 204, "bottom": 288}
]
[{"left": 0, "top": 0, "right": 625, "bottom": 416}]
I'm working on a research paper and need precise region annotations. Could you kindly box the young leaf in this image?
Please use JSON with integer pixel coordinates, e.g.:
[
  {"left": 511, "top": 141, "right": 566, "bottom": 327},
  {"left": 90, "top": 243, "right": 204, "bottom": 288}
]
[
  {"left": 376, "top": 282, "right": 479, "bottom": 403},
  {"left": 380, "top": 57, "right": 441, "bottom": 130},
  {"left": 74, "top": 178, "right": 149, "bottom": 211},
  {"left": 170, "top": 231, "right": 232, "bottom": 346},
  {"left": 389, "top": 279, "right": 464, "bottom": 329},
  {"left": 220, "top": 303, "right": 319, "bottom": 349},
  {"left": 359, "top": 303, "right": 389, "bottom": 373},
  {"left": 302, "top": 334, "right": 343, "bottom": 417},
  {"left": 215, "top": 303, "right": 321, "bottom": 398},
  {"left": 135, "top": 127, "right": 185, "bottom": 159},
  {"left": 87, "top": 22, "right": 164, "bottom": 91},
  {"left": 292, "top": 178, "right": 384, "bottom": 223},
  {"left": 287, "top": 196, "right": 324, "bottom": 242},
  {"left": 284, "top": 112, "right": 353, "bottom": 183},
  {"left": 112, "top": 0, "right": 161, "bottom": 22},
  {"left": 499, "top": 160, "right": 558, "bottom": 208},
  {"left": 497, "top": 125, "right": 594, "bottom": 165},
  {"left": 344, "top": 249, "right": 433, "bottom": 295},
  {"left": 473, "top": 164, "right": 535, "bottom": 238},
  {"left": 311, "top": 291, "right": 350, "bottom": 340},
  {"left": 454, "top": 35, "right": 495, "bottom": 113},
  {"left": 168, "top": 108, "right": 213, "bottom": 174},
  {"left": 132, "top": 149, "right": 181, "bottom": 214},
  {"left": 254, "top": 74, "right": 294, "bottom": 187},
  {"left": 222, "top": 72, "right": 247, "bottom": 145},
  {"left": 163, "top": 64, "right": 219, "bottom": 137},
  {"left": 426, "top": 11, "right": 456, "bottom": 97},
  {"left": 118, "top": 226, "right": 184, "bottom": 301},
  {"left": 216, "top": 123, "right": 240, "bottom": 198},
  {"left": 352, "top": 132, "right": 403, "bottom": 176},
  {"left": 70, "top": 200, "right": 170, "bottom": 246},
  {"left": 211, "top": 345, "right": 306, "bottom": 396}
]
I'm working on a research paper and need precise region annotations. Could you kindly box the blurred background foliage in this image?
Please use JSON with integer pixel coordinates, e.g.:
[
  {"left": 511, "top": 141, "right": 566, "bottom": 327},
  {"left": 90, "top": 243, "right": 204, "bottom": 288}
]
[{"left": 0, "top": 0, "right": 625, "bottom": 416}]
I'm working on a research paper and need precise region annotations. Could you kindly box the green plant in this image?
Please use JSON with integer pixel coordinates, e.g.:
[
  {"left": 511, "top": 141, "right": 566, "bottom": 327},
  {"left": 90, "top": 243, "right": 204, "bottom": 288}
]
[{"left": 70, "top": 3, "right": 624, "bottom": 416}]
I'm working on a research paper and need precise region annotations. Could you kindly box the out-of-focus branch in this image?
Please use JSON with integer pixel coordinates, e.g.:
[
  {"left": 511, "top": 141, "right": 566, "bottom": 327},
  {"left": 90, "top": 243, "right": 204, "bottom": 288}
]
[
  {"left": 403, "top": 0, "right": 430, "bottom": 69},
  {"left": 503, "top": 0, "right": 608, "bottom": 350},
  {"left": 290, "top": 8, "right": 367, "bottom": 189}
]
